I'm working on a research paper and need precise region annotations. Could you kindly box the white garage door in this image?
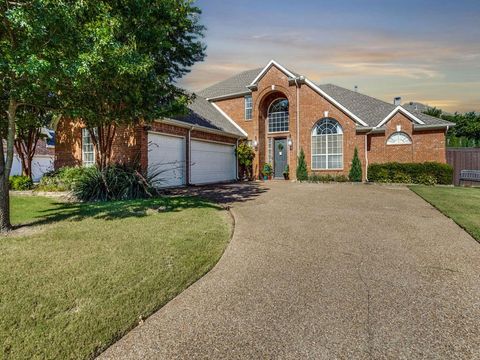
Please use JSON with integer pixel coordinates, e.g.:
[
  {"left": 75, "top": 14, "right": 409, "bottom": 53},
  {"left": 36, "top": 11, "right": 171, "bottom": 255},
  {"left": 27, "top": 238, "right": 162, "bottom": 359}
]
[
  {"left": 191, "top": 140, "right": 236, "bottom": 185},
  {"left": 148, "top": 132, "right": 186, "bottom": 187}
]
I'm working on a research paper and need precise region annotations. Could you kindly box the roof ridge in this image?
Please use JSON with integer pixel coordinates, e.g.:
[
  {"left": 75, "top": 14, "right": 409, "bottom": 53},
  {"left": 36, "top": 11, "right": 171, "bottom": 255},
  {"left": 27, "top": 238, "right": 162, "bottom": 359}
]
[{"left": 319, "top": 83, "right": 395, "bottom": 108}]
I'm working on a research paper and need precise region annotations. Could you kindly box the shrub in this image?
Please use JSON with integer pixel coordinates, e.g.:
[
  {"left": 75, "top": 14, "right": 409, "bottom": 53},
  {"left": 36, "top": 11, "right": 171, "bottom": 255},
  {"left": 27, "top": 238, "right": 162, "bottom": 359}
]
[
  {"left": 296, "top": 148, "right": 308, "bottom": 181},
  {"left": 261, "top": 163, "right": 272, "bottom": 178},
  {"left": 9, "top": 175, "right": 34, "bottom": 190},
  {"left": 368, "top": 162, "right": 453, "bottom": 185},
  {"left": 349, "top": 147, "right": 362, "bottom": 182},
  {"left": 37, "top": 166, "right": 87, "bottom": 191},
  {"left": 307, "top": 174, "right": 348, "bottom": 183},
  {"left": 73, "top": 164, "right": 160, "bottom": 202},
  {"left": 236, "top": 142, "right": 255, "bottom": 180}
]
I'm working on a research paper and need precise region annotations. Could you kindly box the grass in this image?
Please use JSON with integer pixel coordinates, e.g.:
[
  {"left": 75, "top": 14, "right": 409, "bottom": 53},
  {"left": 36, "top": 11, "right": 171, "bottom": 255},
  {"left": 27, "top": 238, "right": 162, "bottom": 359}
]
[
  {"left": 410, "top": 186, "right": 480, "bottom": 242},
  {"left": 1, "top": 195, "right": 231, "bottom": 360}
]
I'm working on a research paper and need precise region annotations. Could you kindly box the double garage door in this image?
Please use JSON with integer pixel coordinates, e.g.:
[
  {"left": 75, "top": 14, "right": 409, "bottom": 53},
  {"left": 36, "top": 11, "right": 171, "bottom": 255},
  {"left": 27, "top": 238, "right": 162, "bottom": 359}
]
[{"left": 148, "top": 132, "right": 236, "bottom": 187}]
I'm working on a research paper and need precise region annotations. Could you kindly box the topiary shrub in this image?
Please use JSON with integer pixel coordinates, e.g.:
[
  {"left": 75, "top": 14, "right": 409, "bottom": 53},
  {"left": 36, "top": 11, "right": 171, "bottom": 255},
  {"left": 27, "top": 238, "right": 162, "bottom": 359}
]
[
  {"left": 73, "top": 164, "right": 161, "bottom": 202},
  {"left": 368, "top": 162, "right": 453, "bottom": 185},
  {"left": 296, "top": 148, "right": 308, "bottom": 181},
  {"left": 349, "top": 147, "right": 362, "bottom": 182},
  {"left": 9, "top": 175, "right": 34, "bottom": 190}
]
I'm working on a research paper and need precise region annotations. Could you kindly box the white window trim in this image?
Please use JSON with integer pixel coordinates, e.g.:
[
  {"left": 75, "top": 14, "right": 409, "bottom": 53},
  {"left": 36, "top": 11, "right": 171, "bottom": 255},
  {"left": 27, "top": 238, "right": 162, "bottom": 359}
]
[
  {"left": 244, "top": 95, "right": 253, "bottom": 120},
  {"left": 267, "top": 98, "right": 289, "bottom": 133},
  {"left": 311, "top": 119, "right": 344, "bottom": 170},
  {"left": 386, "top": 131, "right": 412, "bottom": 145},
  {"left": 82, "top": 128, "right": 96, "bottom": 167}
]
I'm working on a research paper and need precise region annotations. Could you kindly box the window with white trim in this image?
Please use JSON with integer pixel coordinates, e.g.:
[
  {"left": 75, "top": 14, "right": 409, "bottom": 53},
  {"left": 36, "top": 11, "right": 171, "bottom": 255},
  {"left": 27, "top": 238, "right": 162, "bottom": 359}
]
[
  {"left": 268, "top": 98, "right": 289, "bottom": 133},
  {"left": 82, "top": 128, "right": 96, "bottom": 167},
  {"left": 245, "top": 95, "right": 252, "bottom": 120},
  {"left": 311, "top": 118, "right": 343, "bottom": 170},
  {"left": 386, "top": 132, "right": 412, "bottom": 145}
]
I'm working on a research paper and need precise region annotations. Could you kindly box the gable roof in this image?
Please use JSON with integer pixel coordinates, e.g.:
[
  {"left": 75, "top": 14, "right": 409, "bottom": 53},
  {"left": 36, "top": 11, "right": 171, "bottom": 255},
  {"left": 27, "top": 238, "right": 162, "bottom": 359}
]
[
  {"left": 172, "top": 95, "right": 246, "bottom": 137},
  {"left": 198, "top": 61, "right": 455, "bottom": 129}
]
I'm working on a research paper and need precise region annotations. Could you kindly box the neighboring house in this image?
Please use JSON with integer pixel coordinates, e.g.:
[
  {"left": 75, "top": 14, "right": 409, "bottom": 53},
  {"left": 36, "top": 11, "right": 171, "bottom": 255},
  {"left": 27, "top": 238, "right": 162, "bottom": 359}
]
[
  {"left": 55, "top": 60, "right": 454, "bottom": 184},
  {"left": 6, "top": 128, "right": 55, "bottom": 182}
]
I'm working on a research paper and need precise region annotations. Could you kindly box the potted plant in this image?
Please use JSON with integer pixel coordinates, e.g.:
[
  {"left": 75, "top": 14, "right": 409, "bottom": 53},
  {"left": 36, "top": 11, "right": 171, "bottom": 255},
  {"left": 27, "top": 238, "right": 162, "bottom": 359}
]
[
  {"left": 283, "top": 164, "right": 289, "bottom": 180},
  {"left": 261, "top": 163, "right": 272, "bottom": 180}
]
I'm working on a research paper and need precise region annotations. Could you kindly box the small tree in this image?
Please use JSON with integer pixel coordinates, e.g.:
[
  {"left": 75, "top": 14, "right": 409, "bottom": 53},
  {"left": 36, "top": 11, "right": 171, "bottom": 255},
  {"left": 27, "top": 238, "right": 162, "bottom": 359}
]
[
  {"left": 14, "top": 107, "right": 52, "bottom": 179},
  {"left": 236, "top": 142, "right": 255, "bottom": 180},
  {"left": 349, "top": 147, "right": 362, "bottom": 182},
  {"left": 296, "top": 148, "right": 308, "bottom": 181}
]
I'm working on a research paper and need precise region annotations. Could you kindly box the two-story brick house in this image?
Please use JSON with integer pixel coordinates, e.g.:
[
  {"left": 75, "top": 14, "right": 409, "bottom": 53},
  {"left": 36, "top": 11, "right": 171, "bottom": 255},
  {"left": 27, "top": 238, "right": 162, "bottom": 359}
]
[{"left": 55, "top": 60, "right": 454, "bottom": 184}]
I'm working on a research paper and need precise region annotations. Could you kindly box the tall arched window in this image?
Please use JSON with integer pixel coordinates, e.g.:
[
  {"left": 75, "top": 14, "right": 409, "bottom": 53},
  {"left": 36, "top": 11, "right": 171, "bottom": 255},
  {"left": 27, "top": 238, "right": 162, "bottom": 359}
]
[
  {"left": 268, "top": 98, "right": 289, "bottom": 133},
  {"left": 311, "top": 118, "right": 343, "bottom": 170}
]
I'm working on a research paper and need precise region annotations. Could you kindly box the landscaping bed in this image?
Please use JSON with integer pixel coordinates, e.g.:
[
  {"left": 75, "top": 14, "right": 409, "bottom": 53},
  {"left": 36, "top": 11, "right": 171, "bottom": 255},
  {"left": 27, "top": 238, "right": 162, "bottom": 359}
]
[
  {"left": 410, "top": 186, "right": 480, "bottom": 242},
  {"left": 1, "top": 195, "right": 231, "bottom": 359}
]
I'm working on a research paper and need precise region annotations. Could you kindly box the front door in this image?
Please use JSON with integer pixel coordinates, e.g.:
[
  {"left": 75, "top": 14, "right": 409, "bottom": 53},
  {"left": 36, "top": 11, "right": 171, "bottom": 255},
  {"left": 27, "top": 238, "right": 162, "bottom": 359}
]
[{"left": 274, "top": 138, "right": 287, "bottom": 179}]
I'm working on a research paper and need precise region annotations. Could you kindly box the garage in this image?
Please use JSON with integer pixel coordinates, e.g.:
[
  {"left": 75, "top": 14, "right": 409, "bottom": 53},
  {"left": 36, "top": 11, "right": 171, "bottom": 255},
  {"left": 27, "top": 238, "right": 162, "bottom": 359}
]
[
  {"left": 191, "top": 139, "right": 236, "bottom": 185},
  {"left": 10, "top": 154, "right": 54, "bottom": 182},
  {"left": 148, "top": 132, "right": 186, "bottom": 187}
]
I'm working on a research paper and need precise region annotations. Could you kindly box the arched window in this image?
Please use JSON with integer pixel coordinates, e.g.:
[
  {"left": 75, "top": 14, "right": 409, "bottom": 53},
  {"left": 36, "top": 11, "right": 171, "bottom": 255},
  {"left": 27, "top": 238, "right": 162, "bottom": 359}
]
[
  {"left": 268, "top": 98, "right": 289, "bottom": 132},
  {"left": 387, "top": 132, "right": 412, "bottom": 145},
  {"left": 311, "top": 118, "right": 343, "bottom": 170}
]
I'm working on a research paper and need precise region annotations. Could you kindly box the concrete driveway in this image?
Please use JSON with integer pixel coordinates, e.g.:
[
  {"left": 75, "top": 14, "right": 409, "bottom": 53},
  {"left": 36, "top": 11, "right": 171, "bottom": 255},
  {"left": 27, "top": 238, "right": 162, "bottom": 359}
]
[{"left": 100, "top": 182, "right": 480, "bottom": 359}]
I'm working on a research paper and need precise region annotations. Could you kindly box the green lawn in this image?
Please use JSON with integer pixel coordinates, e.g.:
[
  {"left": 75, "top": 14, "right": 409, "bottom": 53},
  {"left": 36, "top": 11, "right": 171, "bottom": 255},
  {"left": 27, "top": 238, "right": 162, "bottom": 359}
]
[
  {"left": 410, "top": 186, "right": 480, "bottom": 242},
  {"left": 1, "top": 195, "right": 231, "bottom": 360}
]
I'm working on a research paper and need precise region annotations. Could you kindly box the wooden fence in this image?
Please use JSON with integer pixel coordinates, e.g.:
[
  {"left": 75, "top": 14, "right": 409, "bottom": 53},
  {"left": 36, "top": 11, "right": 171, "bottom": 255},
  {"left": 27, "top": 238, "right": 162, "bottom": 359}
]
[{"left": 446, "top": 148, "right": 480, "bottom": 186}]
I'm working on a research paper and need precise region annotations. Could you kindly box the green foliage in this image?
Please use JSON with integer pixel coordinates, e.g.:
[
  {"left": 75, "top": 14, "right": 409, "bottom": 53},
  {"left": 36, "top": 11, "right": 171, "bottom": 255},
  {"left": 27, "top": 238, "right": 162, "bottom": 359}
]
[
  {"left": 9, "top": 176, "right": 34, "bottom": 191},
  {"left": 423, "top": 108, "right": 480, "bottom": 144},
  {"left": 261, "top": 163, "right": 272, "bottom": 177},
  {"left": 283, "top": 164, "right": 289, "bottom": 175},
  {"left": 72, "top": 164, "right": 161, "bottom": 202},
  {"left": 236, "top": 142, "right": 255, "bottom": 180},
  {"left": 307, "top": 174, "right": 348, "bottom": 183},
  {"left": 37, "top": 166, "right": 87, "bottom": 192},
  {"left": 349, "top": 147, "right": 362, "bottom": 182},
  {"left": 296, "top": 148, "right": 308, "bottom": 181},
  {"left": 368, "top": 162, "right": 453, "bottom": 185}
]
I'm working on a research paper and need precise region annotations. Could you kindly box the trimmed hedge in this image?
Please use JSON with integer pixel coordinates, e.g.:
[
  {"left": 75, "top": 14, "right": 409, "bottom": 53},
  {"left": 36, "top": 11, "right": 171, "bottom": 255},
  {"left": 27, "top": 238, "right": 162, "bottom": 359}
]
[
  {"left": 308, "top": 174, "right": 349, "bottom": 183},
  {"left": 9, "top": 175, "right": 34, "bottom": 191},
  {"left": 368, "top": 162, "right": 453, "bottom": 185}
]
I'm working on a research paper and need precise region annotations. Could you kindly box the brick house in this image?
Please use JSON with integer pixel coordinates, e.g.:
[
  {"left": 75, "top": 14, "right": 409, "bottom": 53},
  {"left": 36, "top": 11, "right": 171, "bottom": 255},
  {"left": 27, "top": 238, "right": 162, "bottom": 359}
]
[{"left": 55, "top": 60, "right": 454, "bottom": 184}]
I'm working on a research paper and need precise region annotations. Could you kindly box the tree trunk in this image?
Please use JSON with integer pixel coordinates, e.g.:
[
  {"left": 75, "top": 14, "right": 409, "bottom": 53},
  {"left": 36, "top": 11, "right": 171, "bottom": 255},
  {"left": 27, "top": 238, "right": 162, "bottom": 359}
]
[
  {"left": 14, "top": 128, "right": 40, "bottom": 180},
  {"left": 0, "top": 98, "right": 16, "bottom": 232},
  {"left": 89, "top": 123, "right": 117, "bottom": 170}
]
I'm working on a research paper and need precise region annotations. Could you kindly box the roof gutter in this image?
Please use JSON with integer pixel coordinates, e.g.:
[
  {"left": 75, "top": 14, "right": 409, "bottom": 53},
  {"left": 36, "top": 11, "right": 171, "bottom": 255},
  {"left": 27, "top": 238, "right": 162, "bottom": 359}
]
[
  {"left": 154, "top": 118, "right": 246, "bottom": 139},
  {"left": 413, "top": 124, "right": 455, "bottom": 131},
  {"left": 206, "top": 91, "right": 251, "bottom": 102}
]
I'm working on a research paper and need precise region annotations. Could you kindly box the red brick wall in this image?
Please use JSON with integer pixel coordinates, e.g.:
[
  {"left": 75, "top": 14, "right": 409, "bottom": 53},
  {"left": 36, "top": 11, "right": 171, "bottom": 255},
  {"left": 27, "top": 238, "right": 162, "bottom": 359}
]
[
  {"left": 368, "top": 113, "right": 446, "bottom": 165},
  {"left": 213, "top": 64, "right": 447, "bottom": 180},
  {"left": 55, "top": 119, "right": 237, "bottom": 178}
]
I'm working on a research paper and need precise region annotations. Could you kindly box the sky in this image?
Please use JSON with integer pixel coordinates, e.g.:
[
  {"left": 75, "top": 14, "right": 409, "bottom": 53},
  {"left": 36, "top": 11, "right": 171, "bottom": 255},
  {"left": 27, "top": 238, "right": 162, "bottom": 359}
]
[{"left": 178, "top": 0, "right": 480, "bottom": 113}]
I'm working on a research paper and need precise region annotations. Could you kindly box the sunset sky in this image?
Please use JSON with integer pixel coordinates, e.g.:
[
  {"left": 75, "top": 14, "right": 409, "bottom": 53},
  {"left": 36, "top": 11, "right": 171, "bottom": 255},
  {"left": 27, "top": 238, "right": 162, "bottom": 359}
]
[{"left": 179, "top": 0, "right": 480, "bottom": 113}]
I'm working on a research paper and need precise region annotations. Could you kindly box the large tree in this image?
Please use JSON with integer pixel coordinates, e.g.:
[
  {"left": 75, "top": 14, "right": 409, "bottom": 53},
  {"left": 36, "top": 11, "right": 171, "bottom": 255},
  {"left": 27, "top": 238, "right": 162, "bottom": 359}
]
[
  {"left": 64, "top": 0, "right": 205, "bottom": 168},
  {"left": 0, "top": 0, "right": 205, "bottom": 231}
]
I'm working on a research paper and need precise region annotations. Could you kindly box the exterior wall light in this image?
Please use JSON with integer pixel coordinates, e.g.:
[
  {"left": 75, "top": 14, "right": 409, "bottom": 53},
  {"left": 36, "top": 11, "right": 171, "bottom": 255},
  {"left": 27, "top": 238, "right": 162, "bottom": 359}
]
[
  {"left": 252, "top": 139, "right": 258, "bottom": 148},
  {"left": 287, "top": 136, "right": 293, "bottom": 149}
]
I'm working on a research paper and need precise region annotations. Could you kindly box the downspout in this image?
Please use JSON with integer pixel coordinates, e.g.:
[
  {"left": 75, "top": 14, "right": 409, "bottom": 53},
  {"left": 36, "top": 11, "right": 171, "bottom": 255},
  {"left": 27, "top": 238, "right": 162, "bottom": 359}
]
[
  {"left": 364, "top": 128, "right": 375, "bottom": 182},
  {"left": 236, "top": 138, "right": 239, "bottom": 180},
  {"left": 294, "top": 77, "right": 301, "bottom": 169}
]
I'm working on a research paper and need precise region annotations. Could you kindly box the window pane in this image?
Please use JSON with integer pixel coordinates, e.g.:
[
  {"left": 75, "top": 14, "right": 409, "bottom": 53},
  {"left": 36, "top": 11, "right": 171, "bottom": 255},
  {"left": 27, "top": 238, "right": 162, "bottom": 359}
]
[
  {"left": 268, "top": 99, "right": 289, "bottom": 132},
  {"left": 245, "top": 96, "right": 252, "bottom": 120},
  {"left": 311, "top": 118, "right": 343, "bottom": 169}
]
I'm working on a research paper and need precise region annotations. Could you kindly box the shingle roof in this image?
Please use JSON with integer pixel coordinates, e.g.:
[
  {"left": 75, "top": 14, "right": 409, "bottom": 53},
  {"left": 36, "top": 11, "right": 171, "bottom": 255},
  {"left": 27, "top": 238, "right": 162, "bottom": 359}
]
[
  {"left": 172, "top": 95, "right": 245, "bottom": 137},
  {"left": 317, "top": 84, "right": 454, "bottom": 127},
  {"left": 196, "top": 64, "right": 454, "bottom": 131},
  {"left": 198, "top": 68, "right": 261, "bottom": 99}
]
